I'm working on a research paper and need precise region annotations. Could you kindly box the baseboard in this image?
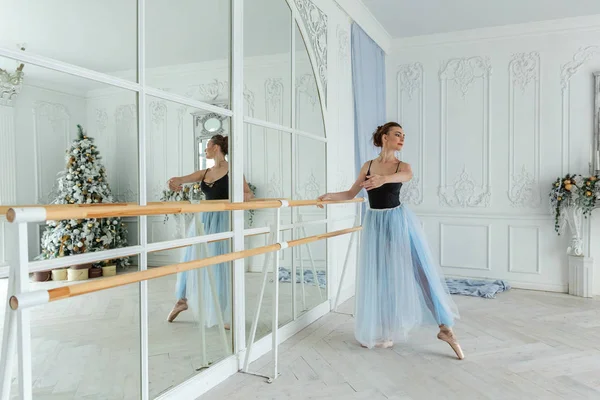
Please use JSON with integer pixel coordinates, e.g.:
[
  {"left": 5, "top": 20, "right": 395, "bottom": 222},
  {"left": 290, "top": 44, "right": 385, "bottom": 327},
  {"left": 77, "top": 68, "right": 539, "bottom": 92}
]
[
  {"left": 445, "top": 273, "right": 568, "bottom": 293},
  {"left": 155, "top": 355, "right": 239, "bottom": 400}
]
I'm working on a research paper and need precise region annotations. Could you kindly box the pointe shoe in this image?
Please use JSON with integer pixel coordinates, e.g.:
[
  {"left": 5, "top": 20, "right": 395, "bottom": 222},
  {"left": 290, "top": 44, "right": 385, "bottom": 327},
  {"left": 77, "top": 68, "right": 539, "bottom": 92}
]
[
  {"left": 360, "top": 340, "right": 393, "bottom": 349},
  {"left": 375, "top": 340, "right": 393, "bottom": 349},
  {"left": 437, "top": 325, "right": 464, "bottom": 360},
  {"left": 224, "top": 323, "right": 230, "bottom": 331},
  {"left": 167, "top": 299, "right": 188, "bottom": 322}
]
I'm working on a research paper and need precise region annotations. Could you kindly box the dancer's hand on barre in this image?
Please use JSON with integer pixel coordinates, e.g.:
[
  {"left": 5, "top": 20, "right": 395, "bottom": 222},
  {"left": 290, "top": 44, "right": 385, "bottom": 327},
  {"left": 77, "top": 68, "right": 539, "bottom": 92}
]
[
  {"left": 361, "top": 174, "right": 386, "bottom": 191},
  {"left": 316, "top": 193, "right": 333, "bottom": 208},
  {"left": 167, "top": 177, "right": 183, "bottom": 191}
]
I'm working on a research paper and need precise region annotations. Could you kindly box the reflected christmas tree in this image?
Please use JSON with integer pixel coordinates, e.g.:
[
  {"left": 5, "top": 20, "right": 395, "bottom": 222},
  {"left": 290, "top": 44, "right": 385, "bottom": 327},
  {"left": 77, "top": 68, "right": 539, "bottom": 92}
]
[{"left": 36, "top": 125, "right": 129, "bottom": 268}]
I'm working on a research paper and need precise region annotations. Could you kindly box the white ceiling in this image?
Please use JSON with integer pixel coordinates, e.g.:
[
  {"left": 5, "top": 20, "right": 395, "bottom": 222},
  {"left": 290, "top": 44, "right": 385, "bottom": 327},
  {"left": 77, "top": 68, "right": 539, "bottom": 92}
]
[{"left": 362, "top": 0, "right": 600, "bottom": 38}]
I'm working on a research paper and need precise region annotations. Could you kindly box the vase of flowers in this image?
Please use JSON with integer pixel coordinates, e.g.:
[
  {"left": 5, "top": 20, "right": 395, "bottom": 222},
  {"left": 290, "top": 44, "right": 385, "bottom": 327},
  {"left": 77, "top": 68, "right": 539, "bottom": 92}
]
[{"left": 549, "top": 174, "right": 599, "bottom": 256}]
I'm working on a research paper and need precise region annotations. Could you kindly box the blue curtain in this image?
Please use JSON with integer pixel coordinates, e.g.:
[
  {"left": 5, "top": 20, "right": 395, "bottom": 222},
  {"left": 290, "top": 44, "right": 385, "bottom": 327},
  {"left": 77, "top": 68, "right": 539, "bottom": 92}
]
[{"left": 351, "top": 23, "right": 386, "bottom": 212}]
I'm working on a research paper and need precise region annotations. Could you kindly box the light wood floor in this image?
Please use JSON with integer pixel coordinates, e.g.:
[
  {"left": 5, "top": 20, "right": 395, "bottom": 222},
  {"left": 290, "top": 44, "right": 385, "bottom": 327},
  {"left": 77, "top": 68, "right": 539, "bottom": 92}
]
[
  {"left": 0, "top": 268, "right": 324, "bottom": 399},
  {"left": 203, "top": 289, "right": 600, "bottom": 400}
]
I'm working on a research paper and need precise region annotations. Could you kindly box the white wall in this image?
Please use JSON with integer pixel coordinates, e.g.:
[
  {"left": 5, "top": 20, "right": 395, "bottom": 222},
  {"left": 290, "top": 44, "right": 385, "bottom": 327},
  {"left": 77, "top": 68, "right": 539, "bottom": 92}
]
[{"left": 387, "top": 16, "right": 600, "bottom": 292}]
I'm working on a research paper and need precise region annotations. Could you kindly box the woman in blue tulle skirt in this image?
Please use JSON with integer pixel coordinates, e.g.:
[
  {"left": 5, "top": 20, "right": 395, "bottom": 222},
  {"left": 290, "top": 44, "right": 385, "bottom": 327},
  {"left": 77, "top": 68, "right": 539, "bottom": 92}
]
[
  {"left": 318, "top": 122, "right": 464, "bottom": 359},
  {"left": 166, "top": 134, "right": 253, "bottom": 329}
]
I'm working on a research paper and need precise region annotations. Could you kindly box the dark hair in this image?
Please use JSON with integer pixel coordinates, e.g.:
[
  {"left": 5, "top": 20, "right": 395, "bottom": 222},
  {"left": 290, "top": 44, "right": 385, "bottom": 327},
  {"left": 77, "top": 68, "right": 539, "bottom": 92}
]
[
  {"left": 211, "top": 134, "right": 229, "bottom": 155},
  {"left": 372, "top": 122, "right": 402, "bottom": 147}
]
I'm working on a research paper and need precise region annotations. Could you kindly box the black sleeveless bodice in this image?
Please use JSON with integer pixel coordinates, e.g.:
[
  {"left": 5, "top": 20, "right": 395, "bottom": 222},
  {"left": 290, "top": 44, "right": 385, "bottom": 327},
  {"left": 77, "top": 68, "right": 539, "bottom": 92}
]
[
  {"left": 366, "top": 160, "right": 402, "bottom": 209},
  {"left": 200, "top": 170, "right": 229, "bottom": 200}
]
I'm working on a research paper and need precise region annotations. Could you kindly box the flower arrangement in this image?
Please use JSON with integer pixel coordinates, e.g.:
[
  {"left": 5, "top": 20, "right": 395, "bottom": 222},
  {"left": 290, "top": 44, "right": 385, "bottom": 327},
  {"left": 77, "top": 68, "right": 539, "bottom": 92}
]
[
  {"left": 159, "top": 182, "right": 259, "bottom": 226},
  {"left": 549, "top": 174, "right": 599, "bottom": 233},
  {"left": 247, "top": 182, "right": 257, "bottom": 226},
  {"left": 160, "top": 183, "right": 204, "bottom": 223}
]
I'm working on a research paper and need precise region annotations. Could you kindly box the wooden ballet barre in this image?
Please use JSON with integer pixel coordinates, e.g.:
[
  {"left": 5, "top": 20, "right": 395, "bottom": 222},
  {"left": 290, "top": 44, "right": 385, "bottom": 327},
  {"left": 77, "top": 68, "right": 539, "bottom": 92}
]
[
  {"left": 5, "top": 198, "right": 364, "bottom": 223},
  {"left": 8, "top": 226, "right": 362, "bottom": 311},
  {"left": 0, "top": 202, "right": 138, "bottom": 216}
]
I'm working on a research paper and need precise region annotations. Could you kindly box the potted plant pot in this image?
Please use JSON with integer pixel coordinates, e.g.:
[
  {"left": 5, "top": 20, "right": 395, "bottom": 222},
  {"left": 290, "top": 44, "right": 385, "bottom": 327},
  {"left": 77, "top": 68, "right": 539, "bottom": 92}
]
[
  {"left": 51, "top": 269, "right": 68, "bottom": 281},
  {"left": 102, "top": 264, "right": 116, "bottom": 277},
  {"left": 32, "top": 271, "right": 51, "bottom": 282},
  {"left": 67, "top": 266, "right": 89, "bottom": 281},
  {"left": 89, "top": 267, "right": 102, "bottom": 279}
]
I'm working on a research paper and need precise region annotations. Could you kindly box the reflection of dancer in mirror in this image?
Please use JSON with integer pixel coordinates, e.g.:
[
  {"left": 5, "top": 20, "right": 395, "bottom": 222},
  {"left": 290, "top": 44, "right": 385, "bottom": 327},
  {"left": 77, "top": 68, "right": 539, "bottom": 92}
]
[
  {"left": 317, "top": 122, "right": 464, "bottom": 359},
  {"left": 166, "top": 134, "right": 254, "bottom": 329}
]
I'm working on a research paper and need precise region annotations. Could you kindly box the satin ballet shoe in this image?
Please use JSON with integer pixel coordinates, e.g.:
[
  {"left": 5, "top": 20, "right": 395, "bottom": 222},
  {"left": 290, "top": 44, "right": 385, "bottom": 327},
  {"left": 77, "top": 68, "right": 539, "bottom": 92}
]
[
  {"left": 437, "top": 325, "right": 464, "bottom": 360},
  {"left": 167, "top": 299, "right": 188, "bottom": 322},
  {"left": 360, "top": 340, "right": 393, "bottom": 349}
]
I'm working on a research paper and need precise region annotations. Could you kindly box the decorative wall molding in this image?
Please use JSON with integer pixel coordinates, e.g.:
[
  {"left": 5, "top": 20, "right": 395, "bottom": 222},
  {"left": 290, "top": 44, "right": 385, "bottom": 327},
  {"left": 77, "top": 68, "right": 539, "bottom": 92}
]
[
  {"left": 508, "top": 52, "right": 541, "bottom": 208},
  {"left": 243, "top": 85, "right": 256, "bottom": 116},
  {"left": 94, "top": 108, "right": 113, "bottom": 189},
  {"left": 397, "top": 62, "right": 423, "bottom": 101},
  {"left": 439, "top": 56, "right": 492, "bottom": 208},
  {"left": 303, "top": 172, "right": 321, "bottom": 200},
  {"left": 149, "top": 101, "right": 168, "bottom": 200},
  {"left": 0, "top": 106, "right": 17, "bottom": 206},
  {"left": 0, "top": 104, "right": 17, "bottom": 265},
  {"left": 265, "top": 78, "right": 284, "bottom": 112},
  {"left": 115, "top": 104, "right": 138, "bottom": 202},
  {"left": 508, "top": 225, "right": 541, "bottom": 274},
  {"left": 186, "top": 79, "right": 230, "bottom": 103},
  {"left": 32, "top": 101, "right": 71, "bottom": 204},
  {"left": 560, "top": 46, "right": 600, "bottom": 174},
  {"left": 397, "top": 62, "right": 424, "bottom": 205},
  {"left": 176, "top": 106, "right": 188, "bottom": 176},
  {"left": 560, "top": 46, "right": 600, "bottom": 92},
  {"left": 95, "top": 108, "right": 108, "bottom": 132},
  {"left": 264, "top": 78, "right": 285, "bottom": 201},
  {"left": 243, "top": 85, "right": 255, "bottom": 182},
  {"left": 294, "top": 0, "right": 328, "bottom": 100},
  {"left": 0, "top": 68, "right": 24, "bottom": 106},
  {"left": 296, "top": 74, "right": 319, "bottom": 108},
  {"left": 266, "top": 173, "right": 283, "bottom": 198},
  {"left": 439, "top": 167, "right": 491, "bottom": 208},
  {"left": 439, "top": 222, "right": 492, "bottom": 270},
  {"left": 336, "top": 25, "right": 349, "bottom": 61}
]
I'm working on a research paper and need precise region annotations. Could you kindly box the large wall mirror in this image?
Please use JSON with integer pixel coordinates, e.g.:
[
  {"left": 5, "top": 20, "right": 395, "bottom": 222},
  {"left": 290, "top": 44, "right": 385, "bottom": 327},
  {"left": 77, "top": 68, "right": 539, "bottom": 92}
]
[{"left": 0, "top": 0, "right": 328, "bottom": 397}]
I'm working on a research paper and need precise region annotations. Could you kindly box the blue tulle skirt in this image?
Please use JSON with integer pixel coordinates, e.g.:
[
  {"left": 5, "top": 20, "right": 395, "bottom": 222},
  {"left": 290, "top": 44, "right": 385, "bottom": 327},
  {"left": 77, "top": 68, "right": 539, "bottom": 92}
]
[
  {"left": 175, "top": 211, "right": 231, "bottom": 328},
  {"left": 355, "top": 205, "right": 459, "bottom": 348}
]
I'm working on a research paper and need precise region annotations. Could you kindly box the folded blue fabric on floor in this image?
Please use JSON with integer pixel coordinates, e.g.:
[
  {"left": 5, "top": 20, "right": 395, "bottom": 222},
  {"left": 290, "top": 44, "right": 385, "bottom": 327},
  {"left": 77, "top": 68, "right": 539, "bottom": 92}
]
[
  {"left": 278, "top": 267, "right": 326, "bottom": 289},
  {"left": 445, "top": 278, "right": 511, "bottom": 299}
]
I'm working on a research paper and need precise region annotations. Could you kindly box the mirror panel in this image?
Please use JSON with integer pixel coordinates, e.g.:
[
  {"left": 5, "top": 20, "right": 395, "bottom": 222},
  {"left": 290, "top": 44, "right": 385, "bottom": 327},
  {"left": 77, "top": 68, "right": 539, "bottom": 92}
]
[
  {"left": 146, "top": 0, "right": 231, "bottom": 107},
  {"left": 0, "top": 0, "right": 138, "bottom": 81}
]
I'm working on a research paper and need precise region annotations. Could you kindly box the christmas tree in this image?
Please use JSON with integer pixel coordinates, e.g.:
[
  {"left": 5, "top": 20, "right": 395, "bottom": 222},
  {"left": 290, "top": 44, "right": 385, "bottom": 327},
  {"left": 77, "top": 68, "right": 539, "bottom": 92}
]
[{"left": 37, "top": 125, "right": 130, "bottom": 268}]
